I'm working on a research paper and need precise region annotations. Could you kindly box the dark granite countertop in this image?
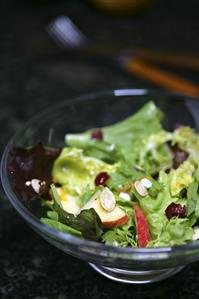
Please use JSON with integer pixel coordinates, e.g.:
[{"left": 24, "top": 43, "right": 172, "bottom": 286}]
[{"left": 1, "top": 0, "right": 199, "bottom": 298}]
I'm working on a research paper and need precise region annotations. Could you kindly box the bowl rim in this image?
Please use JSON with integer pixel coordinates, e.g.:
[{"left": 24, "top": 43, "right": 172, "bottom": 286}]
[{"left": 1, "top": 88, "right": 199, "bottom": 258}]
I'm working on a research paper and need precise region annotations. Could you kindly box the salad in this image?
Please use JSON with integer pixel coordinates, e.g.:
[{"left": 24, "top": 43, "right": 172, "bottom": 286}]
[{"left": 8, "top": 101, "right": 199, "bottom": 248}]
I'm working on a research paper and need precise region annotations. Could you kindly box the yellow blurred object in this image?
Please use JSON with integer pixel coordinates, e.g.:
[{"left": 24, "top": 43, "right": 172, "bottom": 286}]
[{"left": 89, "top": 0, "right": 154, "bottom": 14}]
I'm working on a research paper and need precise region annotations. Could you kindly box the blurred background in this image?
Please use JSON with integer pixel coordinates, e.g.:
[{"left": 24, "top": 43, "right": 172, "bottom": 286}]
[
  {"left": 1, "top": 1, "right": 199, "bottom": 298},
  {"left": 1, "top": 0, "right": 199, "bottom": 151}
]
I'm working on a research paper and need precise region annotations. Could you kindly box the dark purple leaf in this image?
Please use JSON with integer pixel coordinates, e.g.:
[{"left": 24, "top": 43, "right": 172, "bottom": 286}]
[
  {"left": 171, "top": 145, "right": 188, "bottom": 169},
  {"left": 8, "top": 143, "right": 60, "bottom": 201}
]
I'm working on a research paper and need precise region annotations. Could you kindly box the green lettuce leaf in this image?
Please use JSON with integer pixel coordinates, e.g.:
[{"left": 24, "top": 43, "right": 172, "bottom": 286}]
[
  {"left": 101, "top": 206, "right": 136, "bottom": 247},
  {"left": 187, "top": 182, "right": 199, "bottom": 218},
  {"left": 101, "top": 225, "right": 136, "bottom": 247},
  {"left": 134, "top": 130, "right": 173, "bottom": 174},
  {"left": 106, "top": 160, "right": 145, "bottom": 191},
  {"left": 65, "top": 102, "right": 173, "bottom": 175},
  {"left": 149, "top": 218, "right": 193, "bottom": 247},
  {"left": 66, "top": 101, "right": 162, "bottom": 146},
  {"left": 42, "top": 185, "right": 103, "bottom": 241},
  {"left": 106, "top": 172, "right": 128, "bottom": 191},
  {"left": 41, "top": 218, "right": 82, "bottom": 237},
  {"left": 172, "top": 126, "right": 199, "bottom": 163},
  {"left": 52, "top": 147, "right": 116, "bottom": 195},
  {"left": 168, "top": 159, "right": 196, "bottom": 196},
  {"left": 67, "top": 139, "right": 124, "bottom": 164},
  {"left": 78, "top": 185, "right": 95, "bottom": 207},
  {"left": 138, "top": 171, "right": 186, "bottom": 239},
  {"left": 47, "top": 210, "right": 59, "bottom": 221}
]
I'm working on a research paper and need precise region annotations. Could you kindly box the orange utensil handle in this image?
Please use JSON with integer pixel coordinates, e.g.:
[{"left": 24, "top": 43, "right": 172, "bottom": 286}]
[
  {"left": 123, "top": 57, "right": 199, "bottom": 97},
  {"left": 134, "top": 49, "right": 199, "bottom": 71}
]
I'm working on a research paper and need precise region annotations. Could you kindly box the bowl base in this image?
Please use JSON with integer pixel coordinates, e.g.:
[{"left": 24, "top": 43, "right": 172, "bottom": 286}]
[{"left": 89, "top": 263, "right": 184, "bottom": 284}]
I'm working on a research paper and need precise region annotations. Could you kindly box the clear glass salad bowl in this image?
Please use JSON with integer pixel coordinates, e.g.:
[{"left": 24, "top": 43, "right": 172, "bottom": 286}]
[{"left": 1, "top": 88, "right": 199, "bottom": 284}]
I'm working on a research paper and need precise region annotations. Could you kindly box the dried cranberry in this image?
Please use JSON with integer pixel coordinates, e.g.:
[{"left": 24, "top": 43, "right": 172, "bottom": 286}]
[
  {"left": 165, "top": 203, "right": 186, "bottom": 219},
  {"left": 173, "top": 123, "right": 184, "bottom": 130},
  {"left": 91, "top": 129, "right": 103, "bottom": 140},
  {"left": 95, "top": 172, "right": 110, "bottom": 186},
  {"left": 172, "top": 145, "right": 188, "bottom": 169}
]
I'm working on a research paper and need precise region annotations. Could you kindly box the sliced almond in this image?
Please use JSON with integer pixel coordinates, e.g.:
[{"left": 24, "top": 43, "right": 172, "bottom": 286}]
[
  {"left": 99, "top": 187, "right": 116, "bottom": 212},
  {"left": 193, "top": 226, "right": 199, "bottom": 240},
  {"left": 134, "top": 180, "right": 148, "bottom": 197},
  {"left": 134, "top": 165, "right": 145, "bottom": 172},
  {"left": 31, "top": 179, "right": 41, "bottom": 194},
  {"left": 140, "top": 178, "right": 152, "bottom": 189},
  {"left": 119, "top": 192, "right": 131, "bottom": 201}
]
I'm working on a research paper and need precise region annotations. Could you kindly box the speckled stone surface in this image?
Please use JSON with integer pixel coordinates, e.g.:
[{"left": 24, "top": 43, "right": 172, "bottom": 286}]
[{"left": 1, "top": 0, "right": 199, "bottom": 298}]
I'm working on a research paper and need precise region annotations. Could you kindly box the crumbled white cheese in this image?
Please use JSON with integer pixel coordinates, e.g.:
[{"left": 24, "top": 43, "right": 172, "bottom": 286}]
[
  {"left": 108, "top": 144, "right": 115, "bottom": 152},
  {"left": 146, "top": 141, "right": 155, "bottom": 151}
]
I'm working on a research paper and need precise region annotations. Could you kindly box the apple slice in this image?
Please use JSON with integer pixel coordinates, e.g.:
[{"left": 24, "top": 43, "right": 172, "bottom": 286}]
[
  {"left": 57, "top": 187, "right": 80, "bottom": 215},
  {"left": 80, "top": 190, "right": 129, "bottom": 228}
]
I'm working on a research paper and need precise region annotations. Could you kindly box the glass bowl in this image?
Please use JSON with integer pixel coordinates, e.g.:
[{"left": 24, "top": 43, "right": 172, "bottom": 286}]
[{"left": 1, "top": 88, "right": 199, "bottom": 284}]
